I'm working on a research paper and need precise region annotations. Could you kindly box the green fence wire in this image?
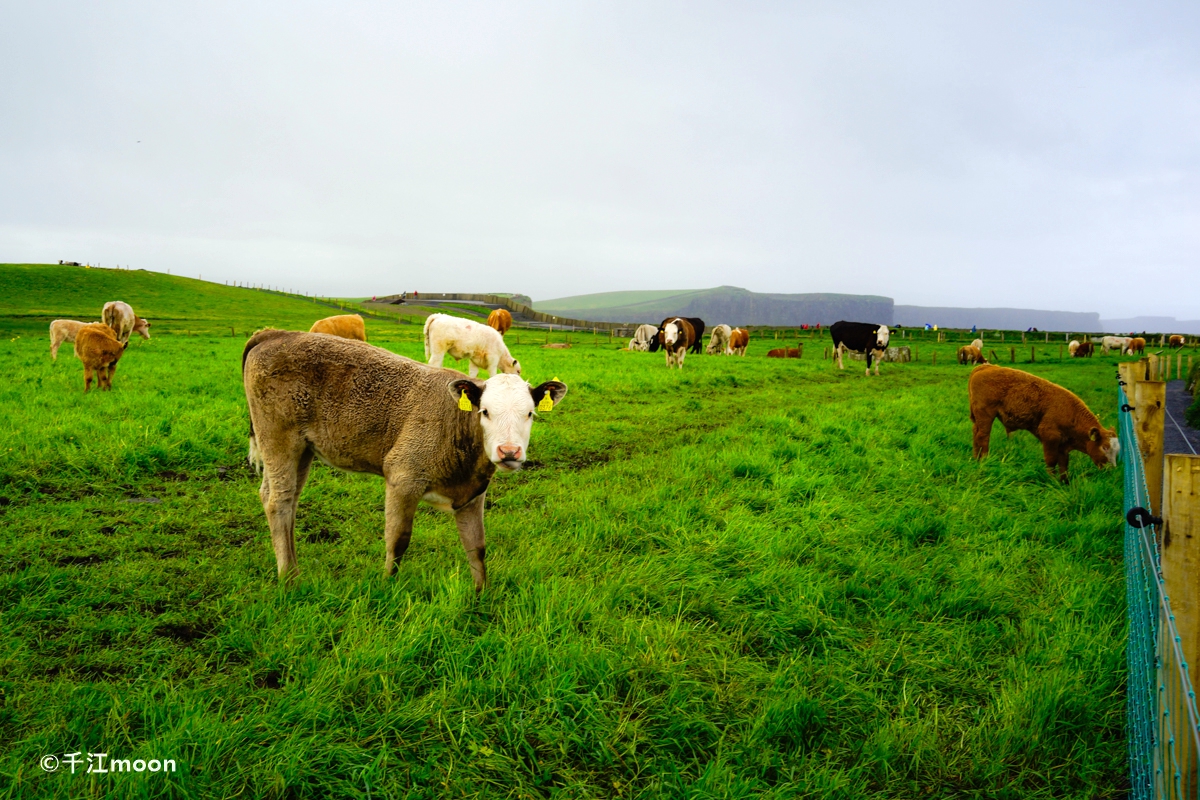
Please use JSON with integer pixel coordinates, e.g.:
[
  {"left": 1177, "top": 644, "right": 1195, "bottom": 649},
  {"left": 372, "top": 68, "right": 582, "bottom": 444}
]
[{"left": 1123, "top": 383, "right": 1200, "bottom": 798}]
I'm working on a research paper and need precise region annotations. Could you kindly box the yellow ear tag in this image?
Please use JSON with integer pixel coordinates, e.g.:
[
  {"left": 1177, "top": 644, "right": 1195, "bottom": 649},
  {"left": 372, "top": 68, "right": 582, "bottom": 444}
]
[
  {"left": 458, "top": 392, "right": 473, "bottom": 412},
  {"left": 538, "top": 394, "right": 554, "bottom": 412}
]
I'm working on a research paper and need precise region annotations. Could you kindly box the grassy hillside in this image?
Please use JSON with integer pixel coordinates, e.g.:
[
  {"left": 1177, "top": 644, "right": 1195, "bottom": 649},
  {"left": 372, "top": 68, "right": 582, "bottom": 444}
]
[
  {"left": 535, "top": 289, "right": 709, "bottom": 313},
  {"left": 0, "top": 277, "right": 1132, "bottom": 798},
  {"left": 0, "top": 264, "right": 415, "bottom": 337},
  {"left": 535, "top": 286, "right": 895, "bottom": 327}
]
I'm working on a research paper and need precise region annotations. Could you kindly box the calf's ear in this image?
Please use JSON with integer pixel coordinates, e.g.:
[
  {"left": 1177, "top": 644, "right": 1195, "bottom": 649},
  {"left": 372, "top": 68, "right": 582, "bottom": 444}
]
[
  {"left": 1088, "top": 427, "right": 1100, "bottom": 442},
  {"left": 448, "top": 378, "right": 486, "bottom": 410},
  {"left": 531, "top": 380, "right": 568, "bottom": 409}
]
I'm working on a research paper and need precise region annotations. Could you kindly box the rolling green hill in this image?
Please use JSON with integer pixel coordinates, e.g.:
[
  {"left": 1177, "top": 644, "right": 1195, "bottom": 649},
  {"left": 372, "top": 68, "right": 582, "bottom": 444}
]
[
  {"left": 535, "top": 285, "right": 894, "bottom": 326},
  {"left": 0, "top": 263, "right": 394, "bottom": 336}
]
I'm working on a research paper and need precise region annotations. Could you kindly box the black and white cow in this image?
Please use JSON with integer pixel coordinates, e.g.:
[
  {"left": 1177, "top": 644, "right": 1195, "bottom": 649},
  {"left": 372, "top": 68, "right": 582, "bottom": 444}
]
[{"left": 830, "top": 320, "right": 890, "bottom": 376}]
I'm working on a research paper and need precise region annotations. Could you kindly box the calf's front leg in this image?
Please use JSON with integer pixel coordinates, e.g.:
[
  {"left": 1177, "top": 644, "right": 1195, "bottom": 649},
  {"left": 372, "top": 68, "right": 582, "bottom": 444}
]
[
  {"left": 383, "top": 479, "right": 421, "bottom": 576},
  {"left": 454, "top": 492, "right": 488, "bottom": 593}
]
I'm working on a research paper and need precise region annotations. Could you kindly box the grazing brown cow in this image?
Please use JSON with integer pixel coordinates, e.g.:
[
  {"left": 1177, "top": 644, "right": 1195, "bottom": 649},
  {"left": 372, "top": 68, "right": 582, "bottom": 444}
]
[
  {"left": 1169, "top": 335, "right": 1185, "bottom": 348},
  {"left": 968, "top": 364, "right": 1118, "bottom": 483},
  {"left": 767, "top": 348, "right": 802, "bottom": 358},
  {"left": 729, "top": 328, "right": 749, "bottom": 356},
  {"left": 49, "top": 319, "right": 89, "bottom": 360},
  {"left": 74, "top": 323, "right": 125, "bottom": 391},
  {"left": 242, "top": 330, "right": 566, "bottom": 589},
  {"left": 1129, "top": 337, "right": 1146, "bottom": 354},
  {"left": 957, "top": 345, "right": 986, "bottom": 365},
  {"left": 1073, "top": 341, "right": 1094, "bottom": 358},
  {"left": 486, "top": 308, "right": 513, "bottom": 336},
  {"left": 310, "top": 314, "right": 367, "bottom": 342}
]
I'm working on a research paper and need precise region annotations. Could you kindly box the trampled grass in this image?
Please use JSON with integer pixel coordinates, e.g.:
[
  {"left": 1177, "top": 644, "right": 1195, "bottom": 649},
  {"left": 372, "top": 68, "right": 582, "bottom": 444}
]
[{"left": 0, "top": 268, "right": 1130, "bottom": 799}]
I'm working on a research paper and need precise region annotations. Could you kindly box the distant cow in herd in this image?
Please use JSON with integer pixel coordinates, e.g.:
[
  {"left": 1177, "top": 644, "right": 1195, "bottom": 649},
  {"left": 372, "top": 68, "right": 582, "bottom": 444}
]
[
  {"left": 957, "top": 345, "right": 986, "bottom": 365},
  {"left": 102, "top": 301, "right": 151, "bottom": 345},
  {"left": 661, "top": 317, "right": 694, "bottom": 369},
  {"left": 1169, "top": 335, "right": 1186, "bottom": 348},
  {"left": 49, "top": 319, "right": 90, "bottom": 360},
  {"left": 629, "top": 324, "right": 658, "bottom": 352},
  {"left": 650, "top": 317, "right": 705, "bottom": 354},
  {"left": 729, "top": 328, "right": 749, "bottom": 356},
  {"left": 1073, "top": 341, "right": 1094, "bottom": 358},
  {"left": 425, "top": 313, "right": 520, "bottom": 378},
  {"left": 830, "top": 321, "right": 890, "bottom": 376},
  {"left": 968, "top": 364, "right": 1118, "bottom": 483},
  {"left": 1129, "top": 337, "right": 1146, "bottom": 355},
  {"left": 706, "top": 324, "right": 732, "bottom": 355},
  {"left": 486, "top": 308, "right": 513, "bottom": 336},
  {"left": 1100, "top": 336, "right": 1132, "bottom": 355},
  {"left": 767, "top": 348, "right": 802, "bottom": 359},
  {"left": 310, "top": 314, "right": 367, "bottom": 342}
]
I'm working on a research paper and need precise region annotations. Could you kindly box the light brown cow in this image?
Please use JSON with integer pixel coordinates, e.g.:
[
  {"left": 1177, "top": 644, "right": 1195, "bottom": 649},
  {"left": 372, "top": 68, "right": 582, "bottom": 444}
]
[
  {"left": 729, "top": 328, "right": 749, "bottom": 356},
  {"left": 310, "top": 314, "right": 367, "bottom": 342},
  {"left": 957, "top": 345, "right": 986, "bottom": 365},
  {"left": 74, "top": 323, "right": 125, "bottom": 391},
  {"left": 102, "top": 301, "right": 148, "bottom": 345},
  {"left": 1129, "top": 337, "right": 1146, "bottom": 354},
  {"left": 486, "top": 308, "right": 513, "bottom": 336},
  {"left": 766, "top": 348, "right": 802, "bottom": 358},
  {"left": 242, "top": 330, "right": 566, "bottom": 590},
  {"left": 968, "top": 364, "right": 1118, "bottom": 483},
  {"left": 49, "top": 319, "right": 89, "bottom": 360},
  {"left": 1169, "top": 335, "right": 1185, "bottom": 348}
]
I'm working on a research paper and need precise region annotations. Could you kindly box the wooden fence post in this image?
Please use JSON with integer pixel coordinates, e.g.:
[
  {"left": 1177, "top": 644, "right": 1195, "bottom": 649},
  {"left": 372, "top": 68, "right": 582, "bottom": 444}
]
[
  {"left": 1161, "top": 453, "right": 1200, "bottom": 797},
  {"left": 1133, "top": 380, "right": 1166, "bottom": 518},
  {"left": 1031, "top": 346, "right": 1036, "bottom": 363},
  {"left": 1010, "top": 347, "right": 1015, "bottom": 363},
  {"left": 1148, "top": 354, "right": 1161, "bottom": 382},
  {"left": 1059, "top": 344, "right": 1064, "bottom": 361},
  {"left": 932, "top": 352, "right": 937, "bottom": 366}
]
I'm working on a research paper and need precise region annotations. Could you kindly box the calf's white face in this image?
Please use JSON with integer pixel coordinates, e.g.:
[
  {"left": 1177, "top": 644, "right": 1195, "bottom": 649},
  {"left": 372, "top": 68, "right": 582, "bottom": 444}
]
[
  {"left": 875, "top": 325, "right": 890, "bottom": 349},
  {"left": 450, "top": 374, "right": 568, "bottom": 472}
]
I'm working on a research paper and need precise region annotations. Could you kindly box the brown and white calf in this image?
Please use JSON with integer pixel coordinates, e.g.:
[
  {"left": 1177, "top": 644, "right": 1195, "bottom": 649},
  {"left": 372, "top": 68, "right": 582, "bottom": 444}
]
[
  {"left": 310, "top": 314, "right": 367, "bottom": 341},
  {"left": 74, "top": 323, "right": 125, "bottom": 391},
  {"left": 424, "top": 313, "right": 520, "bottom": 378},
  {"left": 729, "top": 328, "right": 749, "bottom": 356},
  {"left": 1169, "top": 335, "right": 1186, "bottom": 348},
  {"left": 661, "top": 317, "right": 694, "bottom": 369},
  {"left": 968, "top": 364, "right": 1118, "bottom": 483},
  {"left": 242, "top": 330, "right": 566, "bottom": 589}
]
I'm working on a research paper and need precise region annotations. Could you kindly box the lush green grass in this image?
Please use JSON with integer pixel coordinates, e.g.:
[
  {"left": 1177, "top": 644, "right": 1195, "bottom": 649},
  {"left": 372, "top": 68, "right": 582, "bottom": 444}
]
[{"left": 0, "top": 273, "right": 1135, "bottom": 798}]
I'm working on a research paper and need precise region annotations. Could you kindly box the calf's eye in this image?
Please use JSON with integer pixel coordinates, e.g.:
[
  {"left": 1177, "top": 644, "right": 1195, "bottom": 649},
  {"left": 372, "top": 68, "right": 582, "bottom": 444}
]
[
  {"left": 481, "top": 409, "right": 489, "bottom": 417},
  {"left": 528, "top": 411, "right": 533, "bottom": 419}
]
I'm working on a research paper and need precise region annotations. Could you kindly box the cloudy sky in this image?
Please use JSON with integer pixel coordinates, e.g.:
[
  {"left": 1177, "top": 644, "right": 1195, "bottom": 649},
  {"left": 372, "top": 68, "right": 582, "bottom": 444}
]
[{"left": 2, "top": 2, "right": 1197, "bottom": 317}]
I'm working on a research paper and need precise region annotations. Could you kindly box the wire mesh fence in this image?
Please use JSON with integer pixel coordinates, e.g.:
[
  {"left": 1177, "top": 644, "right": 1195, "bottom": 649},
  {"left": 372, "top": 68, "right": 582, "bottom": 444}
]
[{"left": 1123, "top": 383, "right": 1200, "bottom": 798}]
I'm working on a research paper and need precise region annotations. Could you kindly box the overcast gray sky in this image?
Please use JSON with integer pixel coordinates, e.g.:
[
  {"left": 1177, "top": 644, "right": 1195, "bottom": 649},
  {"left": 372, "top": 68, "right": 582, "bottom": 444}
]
[{"left": 2, "top": 2, "right": 1197, "bottom": 317}]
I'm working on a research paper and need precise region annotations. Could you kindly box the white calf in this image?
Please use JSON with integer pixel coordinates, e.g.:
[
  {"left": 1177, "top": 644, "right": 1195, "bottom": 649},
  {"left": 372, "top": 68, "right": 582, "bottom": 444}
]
[{"left": 424, "top": 313, "right": 521, "bottom": 378}]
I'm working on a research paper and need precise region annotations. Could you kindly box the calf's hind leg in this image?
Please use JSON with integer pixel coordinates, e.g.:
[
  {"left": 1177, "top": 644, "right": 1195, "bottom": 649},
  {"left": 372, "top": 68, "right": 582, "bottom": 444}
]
[
  {"left": 971, "top": 411, "right": 995, "bottom": 459},
  {"left": 258, "top": 437, "right": 313, "bottom": 580}
]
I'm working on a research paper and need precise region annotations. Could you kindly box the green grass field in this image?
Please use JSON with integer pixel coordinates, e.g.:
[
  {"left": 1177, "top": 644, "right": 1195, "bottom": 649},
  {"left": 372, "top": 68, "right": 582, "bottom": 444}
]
[{"left": 1, "top": 266, "right": 1131, "bottom": 798}]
